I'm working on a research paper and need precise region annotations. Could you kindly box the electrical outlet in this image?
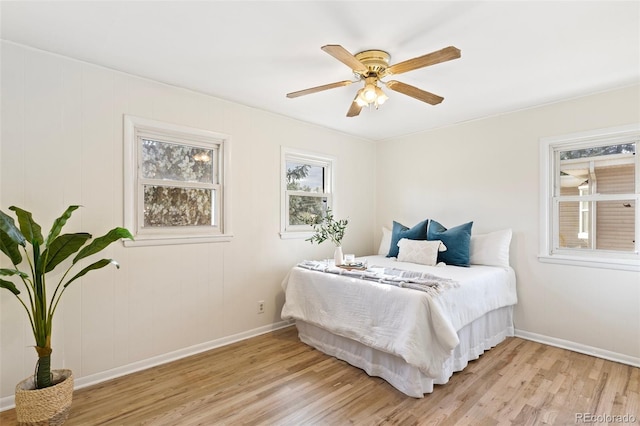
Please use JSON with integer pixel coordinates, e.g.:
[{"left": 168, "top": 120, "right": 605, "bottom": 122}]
[{"left": 257, "top": 300, "right": 265, "bottom": 314}]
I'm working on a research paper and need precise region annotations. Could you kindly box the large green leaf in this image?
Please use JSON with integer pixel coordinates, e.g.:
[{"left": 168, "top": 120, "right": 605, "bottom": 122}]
[
  {"left": 32, "top": 242, "right": 45, "bottom": 306},
  {"left": 45, "top": 205, "right": 80, "bottom": 246},
  {"left": 9, "top": 206, "right": 43, "bottom": 246},
  {"left": 73, "top": 227, "right": 133, "bottom": 263},
  {"left": 0, "top": 278, "right": 20, "bottom": 295},
  {"left": 42, "top": 233, "right": 91, "bottom": 273},
  {"left": 64, "top": 258, "right": 119, "bottom": 288},
  {"left": 0, "top": 268, "right": 28, "bottom": 278},
  {"left": 0, "top": 210, "right": 26, "bottom": 246},
  {"left": 0, "top": 229, "right": 22, "bottom": 265}
]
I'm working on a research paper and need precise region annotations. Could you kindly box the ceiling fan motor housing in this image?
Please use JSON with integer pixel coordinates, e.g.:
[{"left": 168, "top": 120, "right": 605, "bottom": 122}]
[{"left": 353, "top": 50, "right": 391, "bottom": 78}]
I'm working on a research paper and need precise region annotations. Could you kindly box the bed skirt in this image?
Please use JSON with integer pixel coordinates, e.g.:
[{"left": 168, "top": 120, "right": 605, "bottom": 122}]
[{"left": 295, "top": 305, "right": 514, "bottom": 398}]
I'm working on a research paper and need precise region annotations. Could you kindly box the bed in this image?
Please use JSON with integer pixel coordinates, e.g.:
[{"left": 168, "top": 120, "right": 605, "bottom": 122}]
[{"left": 280, "top": 225, "right": 517, "bottom": 397}]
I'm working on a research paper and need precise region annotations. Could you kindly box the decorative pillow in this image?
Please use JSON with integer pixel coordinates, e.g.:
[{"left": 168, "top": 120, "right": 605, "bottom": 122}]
[
  {"left": 386, "top": 219, "right": 429, "bottom": 258},
  {"left": 470, "top": 229, "right": 512, "bottom": 267},
  {"left": 397, "top": 238, "right": 447, "bottom": 266},
  {"left": 377, "top": 226, "right": 392, "bottom": 255},
  {"left": 427, "top": 220, "right": 473, "bottom": 266}
]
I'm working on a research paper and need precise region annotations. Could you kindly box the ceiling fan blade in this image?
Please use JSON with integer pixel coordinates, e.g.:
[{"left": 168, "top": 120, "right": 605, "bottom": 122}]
[
  {"left": 286, "top": 80, "right": 354, "bottom": 98},
  {"left": 321, "top": 45, "right": 368, "bottom": 73},
  {"left": 385, "top": 80, "right": 444, "bottom": 105},
  {"left": 346, "top": 95, "right": 363, "bottom": 117},
  {"left": 384, "top": 46, "right": 461, "bottom": 76}
]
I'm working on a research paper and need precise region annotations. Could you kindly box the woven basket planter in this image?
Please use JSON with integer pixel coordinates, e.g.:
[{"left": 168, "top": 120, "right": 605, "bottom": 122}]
[{"left": 15, "top": 369, "right": 74, "bottom": 426}]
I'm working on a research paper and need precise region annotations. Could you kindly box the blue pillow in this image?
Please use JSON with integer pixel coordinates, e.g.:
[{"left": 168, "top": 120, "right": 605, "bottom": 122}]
[
  {"left": 387, "top": 219, "right": 429, "bottom": 258},
  {"left": 427, "top": 220, "right": 473, "bottom": 266}
]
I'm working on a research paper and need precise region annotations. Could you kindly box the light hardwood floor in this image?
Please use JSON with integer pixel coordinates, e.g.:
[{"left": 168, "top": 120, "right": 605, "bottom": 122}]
[{"left": 1, "top": 326, "right": 638, "bottom": 425}]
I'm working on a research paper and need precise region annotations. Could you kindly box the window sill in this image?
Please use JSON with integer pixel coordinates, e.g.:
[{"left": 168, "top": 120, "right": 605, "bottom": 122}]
[
  {"left": 538, "top": 253, "right": 640, "bottom": 272},
  {"left": 124, "top": 234, "right": 233, "bottom": 247}
]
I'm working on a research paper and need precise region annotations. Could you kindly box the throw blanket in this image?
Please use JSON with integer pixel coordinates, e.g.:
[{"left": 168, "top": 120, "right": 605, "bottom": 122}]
[
  {"left": 281, "top": 256, "right": 517, "bottom": 379},
  {"left": 297, "top": 260, "right": 459, "bottom": 297}
]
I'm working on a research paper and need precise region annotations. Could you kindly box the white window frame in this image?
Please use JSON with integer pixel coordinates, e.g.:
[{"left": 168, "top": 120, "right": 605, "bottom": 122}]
[
  {"left": 539, "top": 123, "right": 640, "bottom": 271},
  {"left": 124, "top": 115, "right": 232, "bottom": 247},
  {"left": 577, "top": 183, "right": 590, "bottom": 241},
  {"left": 280, "top": 147, "right": 335, "bottom": 239}
]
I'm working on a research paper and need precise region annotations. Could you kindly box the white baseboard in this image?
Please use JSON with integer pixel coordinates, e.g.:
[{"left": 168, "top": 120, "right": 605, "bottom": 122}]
[
  {"left": 0, "top": 320, "right": 295, "bottom": 412},
  {"left": 515, "top": 329, "right": 640, "bottom": 368}
]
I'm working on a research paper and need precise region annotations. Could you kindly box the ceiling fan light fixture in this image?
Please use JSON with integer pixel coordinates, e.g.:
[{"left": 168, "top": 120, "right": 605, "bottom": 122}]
[
  {"left": 375, "top": 86, "right": 388, "bottom": 105},
  {"left": 363, "top": 83, "right": 377, "bottom": 102},
  {"left": 355, "top": 89, "right": 369, "bottom": 107},
  {"left": 357, "top": 76, "right": 388, "bottom": 108}
]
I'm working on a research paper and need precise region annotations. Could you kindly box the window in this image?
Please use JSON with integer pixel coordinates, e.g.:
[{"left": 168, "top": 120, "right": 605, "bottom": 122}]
[
  {"left": 280, "top": 147, "right": 335, "bottom": 238},
  {"left": 124, "top": 115, "right": 232, "bottom": 246},
  {"left": 539, "top": 124, "right": 639, "bottom": 270}
]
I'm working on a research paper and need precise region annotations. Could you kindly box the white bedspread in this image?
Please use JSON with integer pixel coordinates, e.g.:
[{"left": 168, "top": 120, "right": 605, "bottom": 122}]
[{"left": 281, "top": 255, "right": 517, "bottom": 378}]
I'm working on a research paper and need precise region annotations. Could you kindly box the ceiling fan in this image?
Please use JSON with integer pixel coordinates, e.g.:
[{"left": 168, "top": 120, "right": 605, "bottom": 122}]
[{"left": 286, "top": 44, "right": 461, "bottom": 117}]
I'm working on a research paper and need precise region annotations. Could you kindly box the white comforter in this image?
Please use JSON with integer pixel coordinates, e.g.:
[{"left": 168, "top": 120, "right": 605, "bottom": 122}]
[{"left": 281, "top": 255, "right": 517, "bottom": 378}]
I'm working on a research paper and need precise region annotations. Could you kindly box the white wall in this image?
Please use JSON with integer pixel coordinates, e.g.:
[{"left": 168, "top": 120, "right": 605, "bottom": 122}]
[
  {"left": 0, "top": 42, "right": 375, "bottom": 403},
  {"left": 375, "top": 84, "right": 640, "bottom": 362}
]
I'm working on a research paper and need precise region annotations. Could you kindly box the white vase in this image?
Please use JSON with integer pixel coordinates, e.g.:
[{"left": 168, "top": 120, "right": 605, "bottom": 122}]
[{"left": 334, "top": 246, "right": 343, "bottom": 266}]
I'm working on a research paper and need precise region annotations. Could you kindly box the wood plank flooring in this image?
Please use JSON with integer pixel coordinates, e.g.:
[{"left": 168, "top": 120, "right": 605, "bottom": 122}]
[{"left": 1, "top": 325, "right": 638, "bottom": 425}]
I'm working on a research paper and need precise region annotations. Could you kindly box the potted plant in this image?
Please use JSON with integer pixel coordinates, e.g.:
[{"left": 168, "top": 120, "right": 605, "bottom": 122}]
[
  {"left": 305, "top": 208, "right": 348, "bottom": 265},
  {"left": 0, "top": 205, "right": 133, "bottom": 425}
]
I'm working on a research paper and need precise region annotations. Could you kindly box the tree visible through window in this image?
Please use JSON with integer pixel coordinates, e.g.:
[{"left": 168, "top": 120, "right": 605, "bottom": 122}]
[
  {"left": 281, "top": 148, "right": 334, "bottom": 237},
  {"left": 286, "top": 162, "right": 325, "bottom": 225},
  {"left": 124, "top": 115, "right": 231, "bottom": 246},
  {"left": 141, "top": 139, "right": 216, "bottom": 227}
]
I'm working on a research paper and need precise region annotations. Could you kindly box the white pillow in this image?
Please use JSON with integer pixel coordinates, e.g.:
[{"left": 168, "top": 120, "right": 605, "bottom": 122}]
[
  {"left": 397, "top": 238, "right": 447, "bottom": 266},
  {"left": 469, "top": 229, "right": 512, "bottom": 267},
  {"left": 377, "top": 226, "right": 392, "bottom": 255}
]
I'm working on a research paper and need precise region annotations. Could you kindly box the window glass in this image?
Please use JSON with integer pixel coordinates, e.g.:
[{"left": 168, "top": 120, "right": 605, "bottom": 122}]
[
  {"left": 559, "top": 143, "right": 635, "bottom": 160},
  {"left": 288, "top": 195, "right": 326, "bottom": 225},
  {"left": 595, "top": 199, "right": 635, "bottom": 251},
  {"left": 559, "top": 143, "right": 635, "bottom": 196},
  {"left": 143, "top": 186, "right": 214, "bottom": 227},
  {"left": 281, "top": 148, "right": 334, "bottom": 238},
  {"left": 286, "top": 162, "right": 325, "bottom": 193},
  {"left": 556, "top": 142, "right": 636, "bottom": 253},
  {"left": 142, "top": 139, "right": 215, "bottom": 184}
]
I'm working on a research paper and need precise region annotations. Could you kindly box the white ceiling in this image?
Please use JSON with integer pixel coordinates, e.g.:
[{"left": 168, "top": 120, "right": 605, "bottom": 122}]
[{"left": 1, "top": 1, "right": 639, "bottom": 141}]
